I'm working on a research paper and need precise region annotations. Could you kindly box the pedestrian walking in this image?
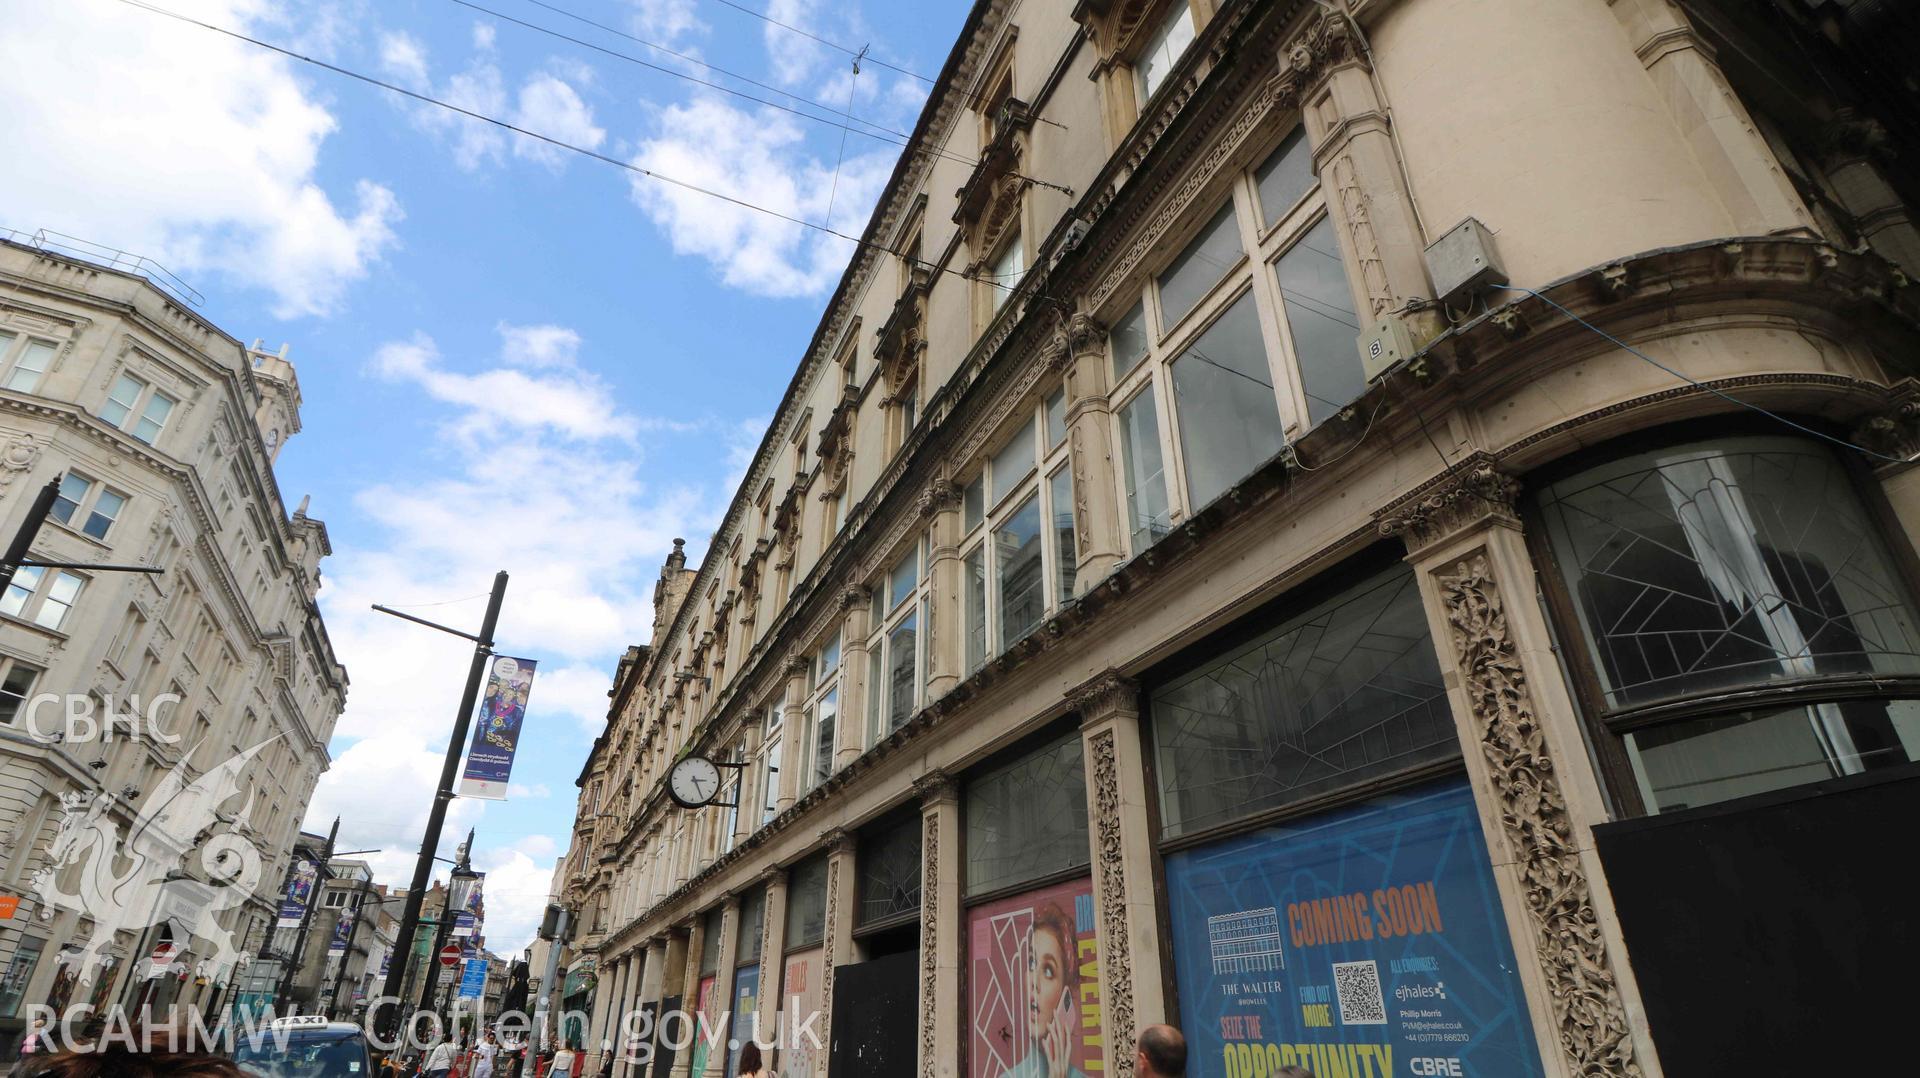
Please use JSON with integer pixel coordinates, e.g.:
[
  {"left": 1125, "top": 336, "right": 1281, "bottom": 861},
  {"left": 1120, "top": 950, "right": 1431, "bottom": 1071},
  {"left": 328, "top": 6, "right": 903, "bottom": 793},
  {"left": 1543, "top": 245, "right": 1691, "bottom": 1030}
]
[
  {"left": 549, "top": 1041, "right": 577, "bottom": 1078},
  {"left": 423, "top": 1037, "right": 457, "bottom": 1077},
  {"left": 1134, "top": 1025, "right": 1189, "bottom": 1078},
  {"left": 473, "top": 1032, "right": 499, "bottom": 1078}
]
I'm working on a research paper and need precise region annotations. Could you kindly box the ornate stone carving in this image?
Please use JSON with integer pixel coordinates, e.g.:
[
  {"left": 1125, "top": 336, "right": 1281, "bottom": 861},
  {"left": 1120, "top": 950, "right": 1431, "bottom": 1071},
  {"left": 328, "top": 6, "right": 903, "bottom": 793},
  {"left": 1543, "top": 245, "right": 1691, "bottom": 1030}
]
[
  {"left": 1069, "top": 672, "right": 1140, "bottom": 723},
  {"left": 839, "top": 585, "right": 869, "bottom": 611},
  {"left": 785, "top": 655, "right": 811, "bottom": 679},
  {"left": 1434, "top": 554, "right": 1641, "bottom": 1078},
  {"left": 916, "top": 479, "right": 962, "bottom": 519},
  {"left": 1376, "top": 457, "right": 1522, "bottom": 555},
  {"left": 1086, "top": 727, "right": 1138, "bottom": 1077},
  {"left": 1269, "top": 11, "right": 1364, "bottom": 107},
  {"left": 918, "top": 804, "right": 940, "bottom": 1078},
  {"left": 819, "top": 851, "right": 843, "bottom": 1078},
  {"left": 1852, "top": 386, "right": 1920, "bottom": 462},
  {"left": 912, "top": 768, "right": 958, "bottom": 805},
  {"left": 0, "top": 435, "right": 41, "bottom": 497},
  {"left": 1330, "top": 154, "right": 1394, "bottom": 317}
]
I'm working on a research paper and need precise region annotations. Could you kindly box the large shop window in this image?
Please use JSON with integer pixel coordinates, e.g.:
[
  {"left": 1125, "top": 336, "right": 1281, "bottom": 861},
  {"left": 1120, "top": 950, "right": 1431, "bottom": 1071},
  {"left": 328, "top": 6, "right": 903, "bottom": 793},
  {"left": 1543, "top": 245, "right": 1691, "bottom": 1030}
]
[
  {"left": 965, "top": 733, "right": 1090, "bottom": 897},
  {"left": 1152, "top": 562, "right": 1454, "bottom": 838},
  {"left": 856, "top": 814, "right": 923, "bottom": 930},
  {"left": 1535, "top": 435, "right": 1920, "bottom": 813},
  {"left": 785, "top": 855, "right": 829, "bottom": 950},
  {"left": 736, "top": 887, "right": 766, "bottom": 966},
  {"left": 1106, "top": 129, "right": 1362, "bottom": 557}
]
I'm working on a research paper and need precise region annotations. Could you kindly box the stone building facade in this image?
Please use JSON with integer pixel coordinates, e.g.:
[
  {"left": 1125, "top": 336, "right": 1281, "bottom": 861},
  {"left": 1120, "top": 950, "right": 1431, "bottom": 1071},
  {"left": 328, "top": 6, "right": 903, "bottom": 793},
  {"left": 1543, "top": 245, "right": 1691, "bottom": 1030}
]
[
  {"left": 561, "top": 1, "right": 1920, "bottom": 1076},
  {"left": 0, "top": 238, "right": 348, "bottom": 1038}
]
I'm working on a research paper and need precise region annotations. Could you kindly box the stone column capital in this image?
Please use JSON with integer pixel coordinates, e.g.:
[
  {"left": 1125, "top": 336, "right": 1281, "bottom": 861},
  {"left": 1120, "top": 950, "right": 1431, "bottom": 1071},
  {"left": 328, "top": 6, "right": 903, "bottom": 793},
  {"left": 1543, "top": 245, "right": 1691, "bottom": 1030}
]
[
  {"left": 1069, "top": 671, "right": 1140, "bottom": 726},
  {"left": 912, "top": 768, "right": 960, "bottom": 807},
  {"left": 1375, "top": 454, "right": 1523, "bottom": 558},
  {"left": 917, "top": 478, "right": 962, "bottom": 518},
  {"left": 838, "top": 585, "right": 871, "bottom": 611},
  {"left": 757, "top": 865, "right": 789, "bottom": 890},
  {"left": 821, "top": 826, "right": 857, "bottom": 856}
]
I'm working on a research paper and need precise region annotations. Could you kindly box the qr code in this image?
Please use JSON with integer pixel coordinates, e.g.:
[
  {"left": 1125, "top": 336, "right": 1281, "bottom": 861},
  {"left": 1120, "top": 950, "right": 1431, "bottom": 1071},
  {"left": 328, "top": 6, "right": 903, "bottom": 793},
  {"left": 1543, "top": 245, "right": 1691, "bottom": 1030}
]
[{"left": 1332, "top": 960, "right": 1387, "bottom": 1025}]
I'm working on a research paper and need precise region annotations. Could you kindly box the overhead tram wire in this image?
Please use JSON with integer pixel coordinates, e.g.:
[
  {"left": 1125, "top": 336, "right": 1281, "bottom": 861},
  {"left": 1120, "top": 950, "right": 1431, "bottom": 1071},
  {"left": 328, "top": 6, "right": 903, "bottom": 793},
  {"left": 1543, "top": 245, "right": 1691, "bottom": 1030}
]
[
  {"left": 703, "top": 0, "right": 1070, "bottom": 132},
  {"left": 446, "top": 0, "right": 1072, "bottom": 196},
  {"left": 109, "top": 0, "right": 1029, "bottom": 302}
]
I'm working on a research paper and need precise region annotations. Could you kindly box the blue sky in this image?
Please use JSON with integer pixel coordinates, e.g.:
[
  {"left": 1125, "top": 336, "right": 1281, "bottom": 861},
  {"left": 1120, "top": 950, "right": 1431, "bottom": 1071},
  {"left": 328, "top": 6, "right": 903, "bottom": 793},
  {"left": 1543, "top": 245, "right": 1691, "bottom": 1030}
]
[{"left": 0, "top": 0, "right": 969, "bottom": 954}]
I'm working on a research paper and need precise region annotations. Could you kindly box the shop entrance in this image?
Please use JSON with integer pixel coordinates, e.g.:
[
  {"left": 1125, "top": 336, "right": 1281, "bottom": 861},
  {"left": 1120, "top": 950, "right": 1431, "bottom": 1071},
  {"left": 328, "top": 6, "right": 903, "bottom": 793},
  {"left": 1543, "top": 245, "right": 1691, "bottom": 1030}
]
[{"left": 825, "top": 950, "right": 916, "bottom": 1078}]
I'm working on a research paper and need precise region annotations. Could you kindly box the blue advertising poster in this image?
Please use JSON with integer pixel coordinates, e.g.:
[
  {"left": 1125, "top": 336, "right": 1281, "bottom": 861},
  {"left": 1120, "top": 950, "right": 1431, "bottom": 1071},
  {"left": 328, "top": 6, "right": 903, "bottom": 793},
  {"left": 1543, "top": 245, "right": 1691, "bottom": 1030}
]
[
  {"left": 726, "top": 964, "right": 759, "bottom": 1078},
  {"left": 1165, "top": 779, "right": 1544, "bottom": 1078},
  {"left": 459, "top": 656, "right": 537, "bottom": 800},
  {"left": 458, "top": 957, "right": 487, "bottom": 1000},
  {"left": 275, "top": 858, "right": 317, "bottom": 928}
]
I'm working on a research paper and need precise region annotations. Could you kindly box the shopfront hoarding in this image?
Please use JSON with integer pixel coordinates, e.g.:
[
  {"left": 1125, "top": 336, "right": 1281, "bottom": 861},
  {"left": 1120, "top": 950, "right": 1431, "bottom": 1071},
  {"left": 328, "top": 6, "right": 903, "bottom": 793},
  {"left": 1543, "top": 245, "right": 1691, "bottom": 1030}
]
[
  {"left": 966, "top": 877, "right": 1101, "bottom": 1078},
  {"left": 1165, "top": 779, "right": 1543, "bottom": 1078}
]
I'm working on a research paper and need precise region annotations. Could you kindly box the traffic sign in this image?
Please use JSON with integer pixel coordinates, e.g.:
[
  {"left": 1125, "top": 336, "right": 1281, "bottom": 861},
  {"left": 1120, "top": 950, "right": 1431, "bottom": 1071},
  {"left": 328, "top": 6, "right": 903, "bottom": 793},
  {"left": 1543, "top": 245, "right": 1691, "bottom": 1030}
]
[{"left": 439, "top": 945, "right": 461, "bottom": 967}]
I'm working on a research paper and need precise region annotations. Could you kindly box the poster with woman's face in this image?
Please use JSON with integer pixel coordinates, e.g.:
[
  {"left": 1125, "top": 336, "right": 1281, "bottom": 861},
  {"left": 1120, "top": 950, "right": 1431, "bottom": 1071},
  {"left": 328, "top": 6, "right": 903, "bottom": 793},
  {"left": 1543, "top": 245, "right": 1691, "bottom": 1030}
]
[{"left": 967, "top": 878, "right": 1101, "bottom": 1078}]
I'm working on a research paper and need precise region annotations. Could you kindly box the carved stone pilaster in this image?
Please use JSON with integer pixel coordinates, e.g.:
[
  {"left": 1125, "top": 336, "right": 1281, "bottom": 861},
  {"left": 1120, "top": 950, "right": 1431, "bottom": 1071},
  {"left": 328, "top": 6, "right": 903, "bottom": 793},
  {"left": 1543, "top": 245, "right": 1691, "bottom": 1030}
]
[
  {"left": 917, "top": 768, "right": 961, "bottom": 1078},
  {"left": 1376, "top": 455, "right": 1524, "bottom": 557},
  {"left": 912, "top": 768, "right": 959, "bottom": 806},
  {"left": 1434, "top": 554, "right": 1641, "bottom": 1078},
  {"left": 839, "top": 585, "right": 869, "bottom": 611},
  {"left": 916, "top": 478, "right": 962, "bottom": 519},
  {"left": 918, "top": 804, "right": 940, "bottom": 1078},
  {"left": 1085, "top": 726, "right": 1136, "bottom": 1076}
]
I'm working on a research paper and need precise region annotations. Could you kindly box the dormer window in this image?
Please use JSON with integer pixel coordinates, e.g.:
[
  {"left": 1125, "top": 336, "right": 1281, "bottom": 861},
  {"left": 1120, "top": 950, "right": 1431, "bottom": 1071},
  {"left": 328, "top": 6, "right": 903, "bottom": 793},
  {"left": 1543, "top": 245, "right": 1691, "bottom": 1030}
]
[{"left": 1136, "top": 1, "right": 1196, "bottom": 105}]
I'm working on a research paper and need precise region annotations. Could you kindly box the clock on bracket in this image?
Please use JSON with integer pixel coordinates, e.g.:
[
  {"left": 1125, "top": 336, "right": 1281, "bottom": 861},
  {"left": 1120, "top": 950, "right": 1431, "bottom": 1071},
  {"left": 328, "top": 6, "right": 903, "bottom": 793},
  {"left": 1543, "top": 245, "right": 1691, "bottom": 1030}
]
[{"left": 668, "top": 755, "right": 724, "bottom": 809}]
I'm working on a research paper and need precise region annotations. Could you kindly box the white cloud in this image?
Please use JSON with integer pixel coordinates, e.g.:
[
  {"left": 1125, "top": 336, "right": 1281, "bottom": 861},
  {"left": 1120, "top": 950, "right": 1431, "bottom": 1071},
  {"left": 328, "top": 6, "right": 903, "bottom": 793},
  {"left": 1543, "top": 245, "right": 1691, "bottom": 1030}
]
[
  {"left": 371, "top": 330, "right": 636, "bottom": 444},
  {"left": 628, "top": 97, "right": 893, "bottom": 296},
  {"left": 764, "top": 0, "right": 826, "bottom": 88},
  {"left": 0, "top": 0, "right": 400, "bottom": 318},
  {"left": 499, "top": 323, "right": 583, "bottom": 369},
  {"left": 375, "top": 33, "right": 602, "bottom": 173},
  {"left": 511, "top": 75, "right": 607, "bottom": 169},
  {"left": 629, "top": 0, "right": 706, "bottom": 44}
]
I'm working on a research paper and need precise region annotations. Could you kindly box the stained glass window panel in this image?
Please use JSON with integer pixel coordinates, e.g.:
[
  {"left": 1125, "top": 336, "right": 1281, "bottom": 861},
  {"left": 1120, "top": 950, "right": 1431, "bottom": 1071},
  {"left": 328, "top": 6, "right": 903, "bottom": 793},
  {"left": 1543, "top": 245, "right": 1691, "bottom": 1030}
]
[
  {"left": 1535, "top": 436, "right": 1920, "bottom": 710},
  {"left": 736, "top": 887, "right": 765, "bottom": 965},
  {"left": 857, "top": 816, "right": 923, "bottom": 927},
  {"left": 785, "top": 856, "right": 829, "bottom": 948},
  {"left": 965, "top": 734, "right": 1090, "bottom": 896},
  {"left": 1151, "top": 563, "right": 1454, "bottom": 837}
]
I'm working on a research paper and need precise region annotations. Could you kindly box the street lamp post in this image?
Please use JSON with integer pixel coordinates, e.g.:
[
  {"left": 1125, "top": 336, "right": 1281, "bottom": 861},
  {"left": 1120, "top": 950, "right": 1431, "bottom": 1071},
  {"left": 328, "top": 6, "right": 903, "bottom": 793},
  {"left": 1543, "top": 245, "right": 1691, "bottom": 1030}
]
[
  {"left": 370, "top": 571, "right": 507, "bottom": 1048},
  {"left": 418, "top": 831, "right": 479, "bottom": 1037}
]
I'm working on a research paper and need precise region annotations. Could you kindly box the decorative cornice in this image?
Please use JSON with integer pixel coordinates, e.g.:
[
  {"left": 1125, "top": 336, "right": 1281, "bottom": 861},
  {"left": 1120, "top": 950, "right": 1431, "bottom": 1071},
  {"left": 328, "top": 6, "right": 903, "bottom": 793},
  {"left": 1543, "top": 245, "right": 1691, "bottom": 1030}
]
[{"left": 1375, "top": 455, "right": 1523, "bottom": 556}]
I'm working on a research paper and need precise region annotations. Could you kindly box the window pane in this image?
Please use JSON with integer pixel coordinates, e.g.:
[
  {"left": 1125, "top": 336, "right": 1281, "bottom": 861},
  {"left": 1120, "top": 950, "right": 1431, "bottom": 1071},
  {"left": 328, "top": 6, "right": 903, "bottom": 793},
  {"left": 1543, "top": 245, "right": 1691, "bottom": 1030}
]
[
  {"left": 1117, "top": 389, "right": 1171, "bottom": 552},
  {"left": 963, "top": 474, "right": 984, "bottom": 532},
  {"left": 51, "top": 474, "right": 89, "bottom": 526},
  {"left": 736, "top": 888, "right": 766, "bottom": 965},
  {"left": 994, "top": 494, "right": 1045, "bottom": 649},
  {"left": 888, "top": 548, "right": 919, "bottom": 610},
  {"left": 785, "top": 856, "right": 829, "bottom": 947},
  {"left": 1255, "top": 128, "right": 1315, "bottom": 229},
  {"left": 133, "top": 392, "right": 174, "bottom": 444},
  {"left": 888, "top": 611, "right": 917, "bottom": 730},
  {"left": 990, "top": 419, "right": 1036, "bottom": 506},
  {"left": 760, "top": 737, "right": 782, "bottom": 826},
  {"left": 1044, "top": 388, "right": 1067, "bottom": 450},
  {"left": 1157, "top": 203, "right": 1242, "bottom": 330},
  {"left": 1136, "top": 1, "right": 1196, "bottom": 104},
  {"left": 0, "top": 663, "right": 37, "bottom": 725},
  {"left": 1276, "top": 216, "right": 1363, "bottom": 426},
  {"left": 1535, "top": 436, "right": 1920, "bottom": 709},
  {"left": 1110, "top": 302, "right": 1150, "bottom": 383},
  {"left": 5, "top": 340, "right": 55, "bottom": 393},
  {"left": 989, "top": 234, "right": 1024, "bottom": 309},
  {"left": 1050, "top": 468, "right": 1077, "bottom": 605},
  {"left": 101, "top": 374, "right": 142, "bottom": 427},
  {"left": 1625, "top": 699, "right": 1920, "bottom": 814},
  {"left": 1, "top": 566, "right": 43, "bottom": 618},
  {"left": 83, "top": 489, "right": 125, "bottom": 540},
  {"left": 1152, "top": 564, "right": 1455, "bottom": 837},
  {"left": 1171, "top": 293, "right": 1286, "bottom": 508},
  {"left": 817, "top": 633, "right": 840, "bottom": 686},
  {"left": 811, "top": 688, "right": 837, "bottom": 788},
  {"left": 965, "top": 545, "right": 987, "bottom": 673},
  {"left": 857, "top": 816, "right": 923, "bottom": 926},
  {"left": 866, "top": 649, "right": 884, "bottom": 743},
  {"left": 35, "top": 573, "right": 82, "bottom": 630},
  {"left": 965, "top": 734, "right": 1090, "bottom": 896}
]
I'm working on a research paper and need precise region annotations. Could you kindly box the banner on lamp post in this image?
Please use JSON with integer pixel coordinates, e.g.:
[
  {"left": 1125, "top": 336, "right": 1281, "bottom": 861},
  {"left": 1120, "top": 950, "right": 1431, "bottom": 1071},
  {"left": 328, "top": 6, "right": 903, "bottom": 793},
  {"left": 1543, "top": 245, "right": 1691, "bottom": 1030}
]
[
  {"left": 453, "top": 873, "right": 485, "bottom": 938},
  {"left": 275, "top": 859, "right": 318, "bottom": 929},
  {"left": 327, "top": 905, "right": 356, "bottom": 958},
  {"left": 458, "top": 656, "right": 537, "bottom": 800}
]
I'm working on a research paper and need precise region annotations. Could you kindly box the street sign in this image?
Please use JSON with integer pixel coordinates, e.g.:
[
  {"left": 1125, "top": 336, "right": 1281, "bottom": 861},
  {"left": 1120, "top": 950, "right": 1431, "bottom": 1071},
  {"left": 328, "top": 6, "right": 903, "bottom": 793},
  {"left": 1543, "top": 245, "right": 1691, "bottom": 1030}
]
[
  {"left": 458, "top": 958, "right": 486, "bottom": 1000},
  {"left": 439, "top": 945, "right": 461, "bottom": 967}
]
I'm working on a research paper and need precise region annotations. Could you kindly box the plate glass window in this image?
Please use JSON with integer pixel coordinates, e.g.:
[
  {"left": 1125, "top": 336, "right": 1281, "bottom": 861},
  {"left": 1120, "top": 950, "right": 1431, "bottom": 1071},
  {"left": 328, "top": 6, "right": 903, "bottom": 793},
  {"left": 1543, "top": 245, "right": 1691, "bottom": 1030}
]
[
  {"left": 1135, "top": 1, "right": 1196, "bottom": 105},
  {"left": 989, "top": 232, "right": 1025, "bottom": 310},
  {"left": 2, "top": 337, "right": 56, "bottom": 393},
  {"left": 1170, "top": 293, "right": 1286, "bottom": 508},
  {"left": 1274, "top": 217, "right": 1363, "bottom": 426},
  {"left": 965, "top": 734, "right": 1090, "bottom": 896}
]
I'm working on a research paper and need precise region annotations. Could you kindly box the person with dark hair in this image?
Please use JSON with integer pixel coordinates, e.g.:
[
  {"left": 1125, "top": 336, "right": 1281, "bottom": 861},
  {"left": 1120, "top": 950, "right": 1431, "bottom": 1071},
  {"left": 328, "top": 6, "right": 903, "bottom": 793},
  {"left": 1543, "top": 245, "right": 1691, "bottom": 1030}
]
[
  {"left": 1134, "top": 1025, "right": 1188, "bottom": 1078},
  {"left": 999, "top": 902, "right": 1085, "bottom": 1078},
  {"left": 1273, "top": 1068, "right": 1312, "bottom": 1078},
  {"left": 737, "top": 1042, "right": 766, "bottom": 1078}
]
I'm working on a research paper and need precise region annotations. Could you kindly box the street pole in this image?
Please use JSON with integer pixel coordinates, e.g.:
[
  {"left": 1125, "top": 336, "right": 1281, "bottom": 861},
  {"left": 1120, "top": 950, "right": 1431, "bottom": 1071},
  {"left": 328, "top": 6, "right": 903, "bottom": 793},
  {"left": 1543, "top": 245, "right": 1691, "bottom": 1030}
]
[
  {"left": 275, "top": 817, "right": 338, "bottom": 1014},
  {"left": 0, "top": 478, "right": 61, "bottom": 597},
  {"left": 422, "top": 830, "right": 475, "bottom": 1034},
  {"left": 533, "top": 906, "right": 569, "bottom": 1052},
  {"left": 328, "top": 874, "right": 375, "bottom": 1018},
  {"left": 372, "top": 571, "right": 507, "bottom": 1046}
]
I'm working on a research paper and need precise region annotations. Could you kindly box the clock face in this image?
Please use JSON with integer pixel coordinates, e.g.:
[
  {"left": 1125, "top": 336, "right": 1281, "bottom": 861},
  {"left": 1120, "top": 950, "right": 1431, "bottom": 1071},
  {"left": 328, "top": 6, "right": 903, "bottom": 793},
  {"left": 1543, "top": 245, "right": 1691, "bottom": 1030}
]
[{"left": 669, "top": 756, "right": 722, "bottom": 808}]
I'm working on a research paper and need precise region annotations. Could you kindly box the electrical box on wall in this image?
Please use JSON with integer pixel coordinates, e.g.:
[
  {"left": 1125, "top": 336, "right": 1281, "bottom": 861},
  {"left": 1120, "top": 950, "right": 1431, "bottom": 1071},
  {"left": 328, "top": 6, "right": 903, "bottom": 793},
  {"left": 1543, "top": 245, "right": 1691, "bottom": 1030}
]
[
  {"left": 1424, "top": 217, "right": 1507, "bottom": 308},
  {"left": 1357, "top": 312, "right": 1415, "bottom": 382}
]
